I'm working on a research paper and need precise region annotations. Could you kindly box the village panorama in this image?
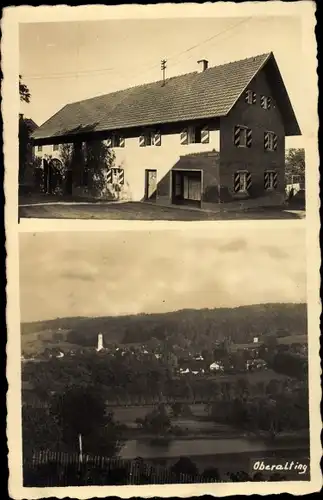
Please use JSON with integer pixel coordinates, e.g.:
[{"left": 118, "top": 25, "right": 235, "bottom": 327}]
[{"left": 20, "top": 228, "right": 309, "bottom": 486}]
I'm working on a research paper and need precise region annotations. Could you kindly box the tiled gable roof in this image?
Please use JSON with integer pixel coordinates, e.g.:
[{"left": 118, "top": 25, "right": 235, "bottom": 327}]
[{"left": 32, "top": 52, "right": 300, "bottom": 141}]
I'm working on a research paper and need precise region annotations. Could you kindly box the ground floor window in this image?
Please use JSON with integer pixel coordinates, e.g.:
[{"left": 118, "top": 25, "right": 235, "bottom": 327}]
[
  {"left": 264, "top": 171, "right": 278, "bottom": 190},
  {"left": 107, "top": 168, "right": 125, "bottom": 185},
  {"left": 234, "top": 171, "right": 251, "bottom": 193}
]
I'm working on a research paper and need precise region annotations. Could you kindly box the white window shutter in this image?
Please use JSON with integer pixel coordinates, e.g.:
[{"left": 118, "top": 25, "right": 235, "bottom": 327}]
[
  {"left": 154, "top": 131, "right": 161, "bottom": 146},
  {"left": 201, "top": 126, "right": 209, "bottom": 144},
  {"left": 252, "top": 92, "right": 256, "bottom": 104},
  {"left": 260, "top": 95, "right": 265, "bottom": 108},
  {"left": 119, "top": 137, "right": 125, "bottom": 148},
  {"left": 273, "top": 172, "right": 278, "bottom": 188},
  {"left": 119, "top": 169, "right": 125, "bottom": 185},
  {"left": 264, "top": 172, "right": 269, "bottom": 190},
  {"left": 180, "top": 129, "right": 188, "bottom": 145},
  {"left": 234, "top": 126, "right": 240, "bottom": 147},
  {"left": 106, "top": 137, "right": 112, "bottom": 147},
  {"left": 233, "top": 172, "right": 240, "bottom": 192},
  {"left": 246, "top": 128, "right": 252, "bottom": 148},
  {"left": 246, "top": 172, "right": 252, "bottom": 190},
  {"left": 264, "top": 132, "right": 269, "bottom": 150},
  {"left": 273, "top": 134, "right": 278, "bottom": 150},
  {"left": 107, "top": 169, "right": 112, "bottom": 183},
  {"left": 139, "top": 135, "right": 146, "bottom": 147}
]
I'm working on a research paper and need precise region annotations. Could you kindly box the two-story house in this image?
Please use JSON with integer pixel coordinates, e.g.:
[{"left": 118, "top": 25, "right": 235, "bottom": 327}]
[{"left": 31, "top": 52, "right": 301, "bottom": 209}]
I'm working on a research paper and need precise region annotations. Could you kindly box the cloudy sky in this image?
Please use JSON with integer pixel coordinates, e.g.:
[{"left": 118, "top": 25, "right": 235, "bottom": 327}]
[
  {"left": 19, "top": 225, "right": 306, "bottom": 323},
  {"left": 19, "top": 14, "right": 305, "bottom": 148}
]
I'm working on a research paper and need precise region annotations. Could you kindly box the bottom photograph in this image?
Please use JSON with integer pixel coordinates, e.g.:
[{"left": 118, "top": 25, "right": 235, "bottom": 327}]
[{"left": 19, "top": 225, "right": 309, "bottom": 486}]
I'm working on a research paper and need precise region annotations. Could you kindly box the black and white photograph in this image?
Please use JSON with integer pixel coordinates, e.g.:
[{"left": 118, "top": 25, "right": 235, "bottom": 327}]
[
  {"left": 3, "top": 2, "right": 320, "bottom": 498},
  {"left": 18, "top": 15, "right": 306, "bottom": 221},
  {"left": 19, "top": 226, "right": 310, "bottom": 486}
]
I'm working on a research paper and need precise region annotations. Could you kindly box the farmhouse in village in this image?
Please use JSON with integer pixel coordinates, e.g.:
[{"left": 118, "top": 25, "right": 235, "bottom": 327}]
[{"left": 31, "top": 52, "right": 301, "bottom": 210}]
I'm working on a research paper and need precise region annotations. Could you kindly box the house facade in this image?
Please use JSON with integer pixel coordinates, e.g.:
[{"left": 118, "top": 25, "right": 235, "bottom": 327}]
[{"left": 32, "top": 52, "right": 300, "bottom": 209}]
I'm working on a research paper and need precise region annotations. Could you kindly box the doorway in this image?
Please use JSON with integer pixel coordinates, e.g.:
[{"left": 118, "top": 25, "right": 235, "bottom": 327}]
[
  {"left": 171, "top": 170, "right": 202, "bottom": 207},
  {"left": 144, "top": 169, "right": 157, "bottom": 201}
]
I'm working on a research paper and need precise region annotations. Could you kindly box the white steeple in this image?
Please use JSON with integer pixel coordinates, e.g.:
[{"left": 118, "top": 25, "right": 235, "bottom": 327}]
[{"left": 97, "top": 333, "right": 104, "bottom": 352}]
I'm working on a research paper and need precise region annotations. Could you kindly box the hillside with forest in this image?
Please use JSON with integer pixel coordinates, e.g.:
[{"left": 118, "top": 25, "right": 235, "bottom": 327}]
[{"left": 21, "top": 303, "right": 307, "bottom": 355}]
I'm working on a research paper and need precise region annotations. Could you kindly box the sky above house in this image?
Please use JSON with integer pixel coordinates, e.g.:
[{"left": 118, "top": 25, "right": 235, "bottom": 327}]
[
  {"left": 19, "top": 15, "right": 305, "bottom": 148},
  {"left": 19, "top": 224, "right": 306, "bottom": 323}
]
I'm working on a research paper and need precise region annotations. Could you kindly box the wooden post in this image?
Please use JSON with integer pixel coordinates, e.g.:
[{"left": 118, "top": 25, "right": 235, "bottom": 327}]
[{"left": 78, "top": 433, "right": 83, "bottom": 464}]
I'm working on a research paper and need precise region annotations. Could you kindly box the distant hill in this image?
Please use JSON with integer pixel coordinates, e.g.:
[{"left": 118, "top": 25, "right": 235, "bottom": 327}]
[{"left": 21, "top": 303, "right": 307, "bottom": 356}]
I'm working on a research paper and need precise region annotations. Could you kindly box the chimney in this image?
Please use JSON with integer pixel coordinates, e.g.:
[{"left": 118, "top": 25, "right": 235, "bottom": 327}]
[{"left": 197, "top": 59, "right": 208, "bottom": 72}]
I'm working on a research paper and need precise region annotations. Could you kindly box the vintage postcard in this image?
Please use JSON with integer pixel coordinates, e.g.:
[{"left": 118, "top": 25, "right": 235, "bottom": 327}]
[{"left": 3, "top": 1, "right": 321, "bottom": 498}]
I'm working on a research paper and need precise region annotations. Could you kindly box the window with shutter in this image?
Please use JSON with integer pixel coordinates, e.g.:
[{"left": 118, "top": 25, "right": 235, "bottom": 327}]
[
  {"left": 234, "top": 125, "right": 249, "bottom": 147},
  {"left": 245, "top": 90, "right": 256, "bottom": 105},
  {"left": 112, "top": 134, "right": 124, "bottom": 148},
  {"left": 260, "top": 95, "right": 271, "bottom": 110},
  {"left": 181, "top": 125, "right": 209, "bottom": 144},
  {"left": 234, "top": 171, "right": 251, "bottom": 192},
  {"left": 264, "top": 171, "right": 278, "bottom": 190},
  {"left": 264, "top": 131, "right": 275, "bottom": 151}
]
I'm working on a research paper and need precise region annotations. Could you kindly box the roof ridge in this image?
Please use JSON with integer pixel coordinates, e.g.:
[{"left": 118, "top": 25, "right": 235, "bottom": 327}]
[{"left": 69, "top": 52, "right": 272, "bottom": 107}]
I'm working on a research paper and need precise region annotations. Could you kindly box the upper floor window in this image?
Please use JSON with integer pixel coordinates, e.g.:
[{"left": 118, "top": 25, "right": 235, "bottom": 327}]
[
  {"left": 37, "top": 145, "right": 43, "bottom": 152},
  {"left": 113, "top": 134, "right": 125, "bottom": 148},
  {"left": 264, "top": 171, "right": 278, "bottom": 190},
  {"left": 234, "top": 171, "right": 252, "bottom": 193},
  {"left": 264, "top": 131, "right": 277, "bottom": 151},
  {"left": 180, "top": 125, "right": 209, "bottom": 145},
  {"left": 234, "top": 125, "right": 252, "bottom": 148},
  {"left": 245, "top": 90, "right": 256, "bottom": 105},
  {"left": 107, "top": 134, "right": 125, "bottom": 148},
  {"left": 53, "top": 144, "right": 59, "bottom": 151},
  {"left": 260, "top": 95, "right": 272, "bottom": 110},
  {"left": 139, "top": 130, "right": 161, "bottom": 147}
]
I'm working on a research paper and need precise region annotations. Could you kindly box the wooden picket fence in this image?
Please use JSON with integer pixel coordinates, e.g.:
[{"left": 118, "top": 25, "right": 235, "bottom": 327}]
[{"left": 23, "top": 451, "right": 219, "bottom": 486}]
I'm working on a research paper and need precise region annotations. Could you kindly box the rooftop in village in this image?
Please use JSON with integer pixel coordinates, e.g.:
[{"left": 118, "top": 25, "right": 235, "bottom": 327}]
[{"left": 32, "top": 51, "right": 301, "bottom": 143}]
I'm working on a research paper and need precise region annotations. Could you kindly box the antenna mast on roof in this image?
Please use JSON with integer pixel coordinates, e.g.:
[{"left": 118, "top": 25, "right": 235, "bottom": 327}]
[{"left": 161, "top": 59, "right": 167, "bottom": 86}]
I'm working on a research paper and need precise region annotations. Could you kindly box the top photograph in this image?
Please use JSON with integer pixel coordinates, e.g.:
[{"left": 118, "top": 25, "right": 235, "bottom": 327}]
[{"left": 18, "top": 16, "right": 306, "bottom": 221}]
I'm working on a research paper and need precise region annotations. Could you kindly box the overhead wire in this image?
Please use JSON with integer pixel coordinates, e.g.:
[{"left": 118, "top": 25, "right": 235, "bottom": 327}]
[{"left": 21, "top": 17, "right": 253, "bottom": 83}]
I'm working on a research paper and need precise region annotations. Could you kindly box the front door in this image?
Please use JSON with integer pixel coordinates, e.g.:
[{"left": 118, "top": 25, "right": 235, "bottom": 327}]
[{"left": 145, "top": 169, "right": 157, "bottom": 201}]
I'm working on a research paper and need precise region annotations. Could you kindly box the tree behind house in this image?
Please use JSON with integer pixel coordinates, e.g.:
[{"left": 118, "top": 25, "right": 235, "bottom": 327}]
[
  {"left": 285, "top": 148, "right": 305, "bottom": 184},
  {"left": 19, "top": 75, "right": 31, "bottom": 103},
  {"left": 59, "top": 140, "right": 117, "bottom": 198}
]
